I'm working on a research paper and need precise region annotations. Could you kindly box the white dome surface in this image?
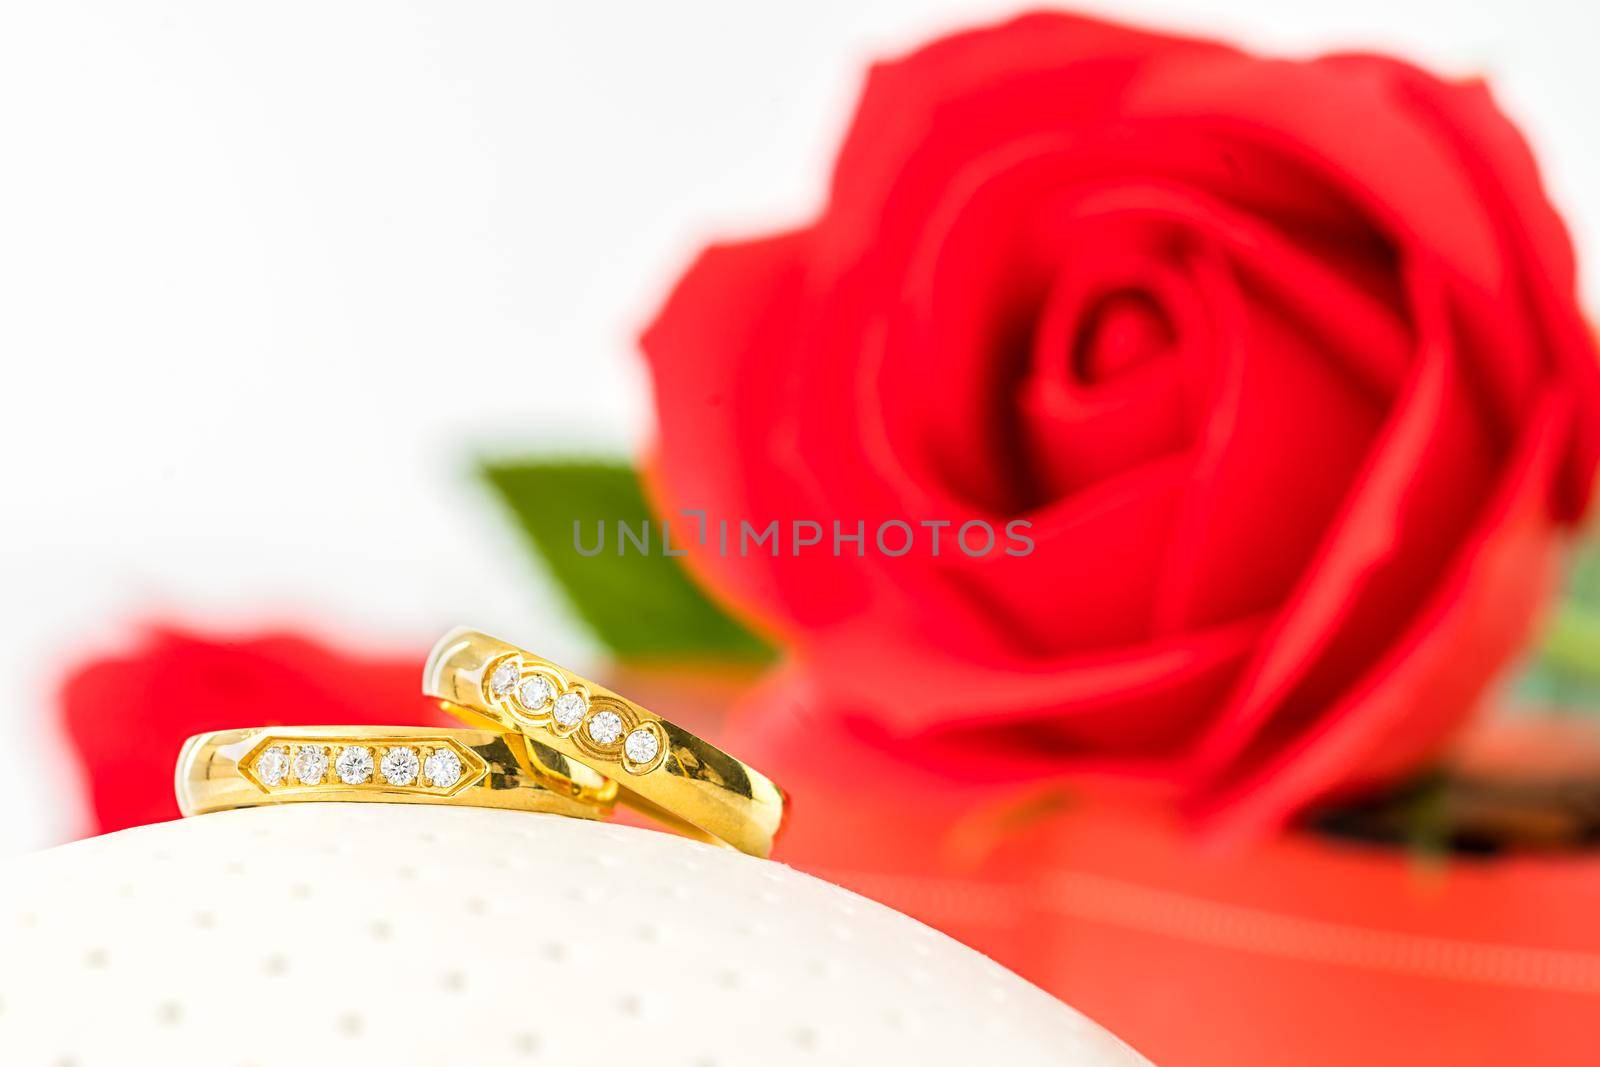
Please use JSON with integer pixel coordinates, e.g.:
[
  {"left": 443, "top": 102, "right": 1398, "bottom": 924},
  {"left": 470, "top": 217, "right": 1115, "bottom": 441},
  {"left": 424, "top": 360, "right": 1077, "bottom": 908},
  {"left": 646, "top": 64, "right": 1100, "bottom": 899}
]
[{"left": 0, "top": 804, "right": 1150, "bottom": 1066}]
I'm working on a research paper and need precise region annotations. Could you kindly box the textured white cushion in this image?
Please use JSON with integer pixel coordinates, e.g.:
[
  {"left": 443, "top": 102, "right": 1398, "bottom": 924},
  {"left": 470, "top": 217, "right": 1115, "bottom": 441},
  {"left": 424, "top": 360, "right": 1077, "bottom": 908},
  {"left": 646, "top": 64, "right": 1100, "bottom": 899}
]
[{"left": 0, "top": 805, "right": 1149, "bottom": 1065}]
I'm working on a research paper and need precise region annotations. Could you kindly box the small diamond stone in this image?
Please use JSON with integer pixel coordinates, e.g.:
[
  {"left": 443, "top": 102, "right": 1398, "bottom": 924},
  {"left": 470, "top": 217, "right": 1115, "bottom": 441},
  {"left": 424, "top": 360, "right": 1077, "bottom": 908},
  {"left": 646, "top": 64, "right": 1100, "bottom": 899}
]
[
  {"left": 624, "top": 728, "right": 660, "bottom": 765},
  {"left": 487, "top": 660, "right": 520, "bottom": 699},
  {"left": 335, "top": 745, "right": 374, "bottom": 785},
  {"left": 292, "top": 745, "right": 328, "bottom": 784},
  {"left": 254, "top": 746, "right": 290, "bottom": 786},
  {"left": 423, "top": 748, "right": 463, "bottom": 789},
  {"left": 380, "top": 746, "right": 420, "bottom": 786},
  {"left": 552, "top": 692, "right": 588, "bottom": 728},
  {"left": 587, "top": 710, "right": 623, "bottom": 745},
  {"left": 518, "top": 676, "right": 554, "bottom": 710}
]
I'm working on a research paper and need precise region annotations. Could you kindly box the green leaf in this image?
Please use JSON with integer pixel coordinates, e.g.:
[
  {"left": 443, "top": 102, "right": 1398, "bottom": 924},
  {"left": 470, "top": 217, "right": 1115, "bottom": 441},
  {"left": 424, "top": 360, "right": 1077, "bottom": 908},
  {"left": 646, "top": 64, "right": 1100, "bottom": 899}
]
[
  {"left": 1535, "top": 602, "right": 1600, "bottom": 687},
  {"left": 481, "top": 459, "right": 776, "bottom": 663}
]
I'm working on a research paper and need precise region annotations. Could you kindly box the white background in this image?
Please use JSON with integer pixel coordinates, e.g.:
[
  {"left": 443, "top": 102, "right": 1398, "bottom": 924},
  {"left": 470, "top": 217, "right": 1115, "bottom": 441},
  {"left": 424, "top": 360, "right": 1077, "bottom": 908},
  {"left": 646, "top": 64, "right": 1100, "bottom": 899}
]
[{"left": 2, "top": 0, "right": 1597, "bottom": 855}]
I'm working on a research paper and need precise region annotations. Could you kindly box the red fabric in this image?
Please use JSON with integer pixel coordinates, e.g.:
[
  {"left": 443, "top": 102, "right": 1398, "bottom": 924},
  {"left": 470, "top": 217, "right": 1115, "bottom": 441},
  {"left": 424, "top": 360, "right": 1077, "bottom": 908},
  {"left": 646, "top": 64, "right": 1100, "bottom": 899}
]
[
  {"left": 798, "top": 774, "right": 1600, "bottom": 1067},
  {"left": 638, "top": 11, "right": 1600, "bottom": 835},
  {"left": 757, "top": 699, "right": 1600, "bottom": 1067},
  {"left": 61, "top": 629, "right": 435, "bottom": 834}
]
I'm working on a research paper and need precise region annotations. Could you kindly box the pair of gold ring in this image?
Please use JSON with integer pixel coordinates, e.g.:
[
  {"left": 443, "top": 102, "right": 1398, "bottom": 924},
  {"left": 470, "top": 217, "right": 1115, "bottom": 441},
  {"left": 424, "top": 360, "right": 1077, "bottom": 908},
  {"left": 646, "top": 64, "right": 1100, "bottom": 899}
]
[{"left": 175, "top": 627, "right": 787, "bottom": 857}]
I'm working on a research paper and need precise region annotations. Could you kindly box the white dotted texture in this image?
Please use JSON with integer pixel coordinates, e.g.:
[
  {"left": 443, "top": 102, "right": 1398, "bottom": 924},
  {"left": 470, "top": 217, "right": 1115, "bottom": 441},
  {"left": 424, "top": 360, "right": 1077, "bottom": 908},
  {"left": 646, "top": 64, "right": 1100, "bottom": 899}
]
[{"left": 0, "top": 806, "right": 1150, "bottom": 1066}]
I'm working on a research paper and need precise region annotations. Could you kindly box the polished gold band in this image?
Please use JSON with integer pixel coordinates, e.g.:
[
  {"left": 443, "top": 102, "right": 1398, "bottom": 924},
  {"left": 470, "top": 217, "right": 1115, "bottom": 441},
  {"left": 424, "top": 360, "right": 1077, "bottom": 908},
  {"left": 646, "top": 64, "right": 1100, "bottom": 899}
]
[
  {"left": 176, "top": 725, "right": 617, "bottom": 819},
  {"left": 424, "top": 627, "right": 787, "bottom": 857}
]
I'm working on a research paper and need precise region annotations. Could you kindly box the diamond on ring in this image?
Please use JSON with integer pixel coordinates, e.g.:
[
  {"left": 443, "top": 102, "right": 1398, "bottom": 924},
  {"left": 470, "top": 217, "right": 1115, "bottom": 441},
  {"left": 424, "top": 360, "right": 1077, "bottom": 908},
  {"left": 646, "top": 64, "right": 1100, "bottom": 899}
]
[
  {"left": 487, "top": 660, "right": 520, "bottom": 699},
  {"left": 423, "top": 747, "right": 463, "bottom": 789},
  {"left": 553, "top": 692, "right": 588, "bottom": 727},
  {"left": 380, "top": 746, "right": 420, "bottom": 786},
  {"left": 624, "top": 728, "right": 660, "bottom": 765},
  {"left": 518, "top": 676, "right": 554, "bottom": 710},
  {"left": 587, "top": 710, "right": 623, "bottom": 745},
  {"left": 292, "top": 744, "right": 327, "bottom": 784},
  {"left": 335, "top": 745, "right": 374, "bottom": 785},
  {"left": 254, "top": 746, "right": 289, "bottom": 786}
]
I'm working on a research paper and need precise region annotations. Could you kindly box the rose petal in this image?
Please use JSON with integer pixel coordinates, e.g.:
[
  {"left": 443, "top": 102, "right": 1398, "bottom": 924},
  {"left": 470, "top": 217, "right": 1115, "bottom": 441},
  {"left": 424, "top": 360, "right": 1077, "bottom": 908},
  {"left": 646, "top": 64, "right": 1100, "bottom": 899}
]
[
  {"left": 60, "top": 629, "right": 432, "bottom": 834},
  {"left": 1191, "top": 389, "right": 1569, "bottom": 839},
  {"left": 641, "top": 231, "right": 841, "bottom": 635},
  {"left": 1188, "top": 265, "right": 1500, "bottom": 783}
]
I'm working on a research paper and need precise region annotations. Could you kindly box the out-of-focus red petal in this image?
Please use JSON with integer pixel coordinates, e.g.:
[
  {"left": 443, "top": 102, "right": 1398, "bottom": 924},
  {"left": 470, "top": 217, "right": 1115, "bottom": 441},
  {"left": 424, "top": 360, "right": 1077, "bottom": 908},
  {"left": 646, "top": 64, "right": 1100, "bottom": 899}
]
[
  {"left": 1189, "top": 267, "right": 1499, "bottom": 784},
  {"left": 1380, "top": 67, "right": 1600, "bottom": 515},
  {"left": 59, "top": 629, "right": 433, "bottom": 834},
  {"left": 825, "top": 13, "right": 1233, "bottom": 262},
  {"left": 1123, "top": 50, "right": 1588, "bottom": 455},
  {"left": 640, "top": 230, "right": 867, "bottom": 637},
  {"left": 1192, "top": 388, "right": 1569, "bottom": 839}
]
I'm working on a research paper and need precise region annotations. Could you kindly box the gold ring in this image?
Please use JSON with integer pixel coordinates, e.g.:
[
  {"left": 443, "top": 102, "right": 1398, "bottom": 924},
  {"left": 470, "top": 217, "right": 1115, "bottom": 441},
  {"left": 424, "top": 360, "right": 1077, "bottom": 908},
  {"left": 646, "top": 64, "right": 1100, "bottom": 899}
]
[
  {"left": 423, "top": 627, "right": 787, "bottom": 857},
  {"left": 176, "top": 725, "right": 618, "bottom": 818}
]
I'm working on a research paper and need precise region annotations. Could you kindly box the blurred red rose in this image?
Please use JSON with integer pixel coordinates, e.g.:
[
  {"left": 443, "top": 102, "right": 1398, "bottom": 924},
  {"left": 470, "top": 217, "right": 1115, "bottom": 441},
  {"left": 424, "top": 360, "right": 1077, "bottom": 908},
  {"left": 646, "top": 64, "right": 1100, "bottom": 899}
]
[
  {"left": 641, "top": 12, "right": 1600, "bottom": 836},
  {"left": 62, "top": 629, "right": 432, "bottom": 833}
]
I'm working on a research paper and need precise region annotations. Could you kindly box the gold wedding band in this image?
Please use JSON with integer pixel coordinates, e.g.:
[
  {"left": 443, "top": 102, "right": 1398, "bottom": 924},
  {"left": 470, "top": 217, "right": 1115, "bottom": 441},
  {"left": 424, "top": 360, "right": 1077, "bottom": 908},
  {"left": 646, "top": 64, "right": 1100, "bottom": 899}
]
[
  {"left": 176, "top": 725, "right": 617, "bottom": 818},
  {"left": 424, "top": 627, "right": 787, "bottom": 857}
]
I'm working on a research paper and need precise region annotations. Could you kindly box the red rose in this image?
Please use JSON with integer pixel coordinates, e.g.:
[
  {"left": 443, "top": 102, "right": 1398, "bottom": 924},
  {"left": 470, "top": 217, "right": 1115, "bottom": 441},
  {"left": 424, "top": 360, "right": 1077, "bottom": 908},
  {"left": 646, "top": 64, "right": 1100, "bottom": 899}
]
[{"left": 641, "top": 12, "right": 1600, "bottom": 837}]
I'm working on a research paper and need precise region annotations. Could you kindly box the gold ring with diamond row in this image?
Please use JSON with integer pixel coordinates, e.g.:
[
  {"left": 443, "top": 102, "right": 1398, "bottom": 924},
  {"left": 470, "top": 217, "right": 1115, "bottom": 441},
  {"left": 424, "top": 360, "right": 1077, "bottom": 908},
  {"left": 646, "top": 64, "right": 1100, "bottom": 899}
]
[
  {"left": 175, "top": 725, "right": 618, "bottom": 819},
  {"left": 423, "top": 627, "right": 788, "bottom": 858}
]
